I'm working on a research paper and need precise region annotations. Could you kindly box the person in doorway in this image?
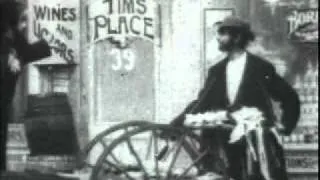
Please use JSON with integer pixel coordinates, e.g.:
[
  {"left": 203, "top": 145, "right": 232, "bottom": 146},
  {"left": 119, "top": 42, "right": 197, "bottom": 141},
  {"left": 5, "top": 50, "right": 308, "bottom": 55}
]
[
  {"left": 169, "top": 16, "right": 300, "bottom": 180},
  {"left": 0, "top": 0, "right": 51, "bottom": 172}
]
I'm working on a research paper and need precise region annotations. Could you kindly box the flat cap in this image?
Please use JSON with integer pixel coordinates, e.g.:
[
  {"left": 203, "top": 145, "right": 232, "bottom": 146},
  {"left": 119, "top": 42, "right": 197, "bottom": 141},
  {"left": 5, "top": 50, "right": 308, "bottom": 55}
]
[
  {"left": 217, "top": 16, "right": 256, "bottom": 42},
  {"left": 218, "top": 16, "right": 251, "bottom": 31}
]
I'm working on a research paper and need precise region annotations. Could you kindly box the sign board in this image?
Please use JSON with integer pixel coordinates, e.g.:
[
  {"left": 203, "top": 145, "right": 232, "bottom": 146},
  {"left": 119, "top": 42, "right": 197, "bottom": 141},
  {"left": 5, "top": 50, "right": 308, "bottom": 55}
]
[
  {"left": 87, "top": 0, "right": 157, "bottom": 124},
  {"left": 287, "top": 9, "right": 318, "bottom": 42},
  {"left": 87, "top": 0, "right": 156, "bottom": 48},
  {"left": 28, "top": 0, "right": 80, "bottom": 64},
  {"left": 92, "top": 40, "right": 155, "bottom": 124}
]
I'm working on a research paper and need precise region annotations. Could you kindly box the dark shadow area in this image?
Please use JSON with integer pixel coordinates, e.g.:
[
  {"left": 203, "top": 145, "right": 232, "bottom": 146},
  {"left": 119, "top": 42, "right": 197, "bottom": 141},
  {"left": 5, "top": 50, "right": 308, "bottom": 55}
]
[
  {"left": 1, "top": 171, "right": 78, "bottom": 180},
  {"left": 24, "top": 93, "right": 79, "bottom": 156}
]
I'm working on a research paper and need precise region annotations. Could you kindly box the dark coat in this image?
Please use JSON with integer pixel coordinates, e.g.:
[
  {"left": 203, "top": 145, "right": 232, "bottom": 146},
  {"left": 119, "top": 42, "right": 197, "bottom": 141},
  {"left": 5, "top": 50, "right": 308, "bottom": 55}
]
[
  {"left": 1, "top": 36, "right": 51, "bottom": 107},
  {"left": 0, "top": 33, "right": 51, "bottom": 171},
  {"left": 170, "top": 53, "right": 300, "bottom": 180},
  {"left": 171, "top": 52, "right": 300, "bottom": 135}
]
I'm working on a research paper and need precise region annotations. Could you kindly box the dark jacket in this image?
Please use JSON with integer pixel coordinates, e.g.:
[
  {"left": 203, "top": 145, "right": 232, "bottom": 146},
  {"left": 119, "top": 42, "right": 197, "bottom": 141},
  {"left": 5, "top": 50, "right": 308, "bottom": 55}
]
[
  {"left": 170, "top": 53, "right": 300, "bottom": 179},
  {"left": 0, "top": 1, "right": 51, "bottom": 171},
  {"left": 171, "top": 52, "right": 300, "bottom": 136},
  {"left": 1, "top": 36, "right": 51, "bottom": 106},
  {"left": 1, "top": 32, "right": 51, "bottom": 170}
]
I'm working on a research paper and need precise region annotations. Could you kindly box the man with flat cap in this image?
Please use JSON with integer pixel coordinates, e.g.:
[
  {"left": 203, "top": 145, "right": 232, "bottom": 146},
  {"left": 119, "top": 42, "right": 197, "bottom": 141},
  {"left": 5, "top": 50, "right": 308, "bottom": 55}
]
[
  {"left": 1, "top": 0, "right": 51, "bottom": 172},
  {"left": 169, "top": 16, "right": 300, "bottom": 180}
]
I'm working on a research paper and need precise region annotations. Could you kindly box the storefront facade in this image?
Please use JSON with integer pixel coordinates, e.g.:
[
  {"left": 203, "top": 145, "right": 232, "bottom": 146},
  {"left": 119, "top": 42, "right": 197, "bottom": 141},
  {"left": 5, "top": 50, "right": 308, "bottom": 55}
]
[{"left": 7, "top": 0, "right": 318, "bottom": 179}]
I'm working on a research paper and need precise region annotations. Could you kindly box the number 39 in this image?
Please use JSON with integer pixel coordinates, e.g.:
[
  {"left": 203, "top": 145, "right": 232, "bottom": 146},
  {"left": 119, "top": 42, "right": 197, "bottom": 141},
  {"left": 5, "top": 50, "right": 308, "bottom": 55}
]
[{"left": 110, "top": 49, "right": 136, "bottom": 71}]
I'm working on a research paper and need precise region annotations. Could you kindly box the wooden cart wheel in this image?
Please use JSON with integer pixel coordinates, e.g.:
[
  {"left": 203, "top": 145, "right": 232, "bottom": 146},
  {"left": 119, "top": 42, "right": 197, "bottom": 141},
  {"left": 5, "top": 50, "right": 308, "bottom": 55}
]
[
  {"left": 90, "top": 123, "right": 207, "bottom": 180},
  {"left": 78, "top": 121, "right": 151, "bottom": 170}
]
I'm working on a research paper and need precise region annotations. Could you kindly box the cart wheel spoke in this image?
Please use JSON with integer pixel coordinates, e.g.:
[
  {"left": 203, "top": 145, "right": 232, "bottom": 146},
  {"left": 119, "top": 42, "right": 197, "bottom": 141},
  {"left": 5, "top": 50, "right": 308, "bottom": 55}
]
[
  {"left": 182, "top": 139, "right": 201, "bottom": 164},
  {"left": 99, "top": 140, "right": 125, "bottom": 166},
  {"left": 176, "top": 149, "right": 209, "bottom": 180},
  {"left": 146, "top": 132, "right": 153, "bottom": 160},
  {"left": 103, "top": 159, "right": 136, "bottom": 180},
  {"left": 109, "top": 151, "right": 123, "bottom": 165},
  {"left": 90, "top": 124, "right": 203, "bottom": 180},
  {"left": 165, "top": 134, "right": 186, "bottom": 179},
  {"left": 125, "top": 129, "right": 150, "bottom": 179},
  {"left": 188, "top": 137, "right": 200, "bottom": 152},
  {"left": 152, "top": 130, "right": 160, "bottom": 179},
  {"left": 99, "top": 140, "right": 108, "bottom": 149}
]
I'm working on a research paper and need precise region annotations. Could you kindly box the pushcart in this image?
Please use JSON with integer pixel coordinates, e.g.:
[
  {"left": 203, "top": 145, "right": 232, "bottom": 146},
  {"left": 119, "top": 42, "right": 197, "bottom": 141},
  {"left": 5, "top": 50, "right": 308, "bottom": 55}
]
[{"left": 79, "top": 120, "right": 233, "bottom": 180}]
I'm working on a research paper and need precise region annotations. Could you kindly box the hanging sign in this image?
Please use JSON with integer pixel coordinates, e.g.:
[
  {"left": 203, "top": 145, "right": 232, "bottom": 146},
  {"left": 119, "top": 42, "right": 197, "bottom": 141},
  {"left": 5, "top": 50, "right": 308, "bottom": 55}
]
[
  {"left": 87, "top": 0, "right": 155, "bottom": 48},
  {"left": 29, "top": 0, "right": 80, "bottom": 64},
  {"left": 287, "top": 9, "right": 318, "bottom": 42}
]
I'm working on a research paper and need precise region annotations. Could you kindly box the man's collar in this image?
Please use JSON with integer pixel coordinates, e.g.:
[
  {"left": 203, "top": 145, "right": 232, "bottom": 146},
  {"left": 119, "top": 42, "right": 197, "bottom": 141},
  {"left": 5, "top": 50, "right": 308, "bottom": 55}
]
[{"left": 228, "top": 51, "right": 247, "bottom": 63}]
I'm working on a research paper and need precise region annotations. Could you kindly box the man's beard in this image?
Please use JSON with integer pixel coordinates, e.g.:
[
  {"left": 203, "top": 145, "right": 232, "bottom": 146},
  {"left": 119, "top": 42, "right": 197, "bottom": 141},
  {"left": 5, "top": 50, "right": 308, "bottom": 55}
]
[{"left": 218, "top": 41, "right": 235, "bottom": 52}]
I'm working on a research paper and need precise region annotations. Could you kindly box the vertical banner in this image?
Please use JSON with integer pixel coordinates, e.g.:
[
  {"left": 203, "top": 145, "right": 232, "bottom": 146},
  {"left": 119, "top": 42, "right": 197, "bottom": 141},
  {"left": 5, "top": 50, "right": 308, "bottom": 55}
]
[
  {"left": 28, "top": 0, "right": 80, "bottom": 64},
  {"left": 87, "top": 0, "right": 156, "bottom": 124}
]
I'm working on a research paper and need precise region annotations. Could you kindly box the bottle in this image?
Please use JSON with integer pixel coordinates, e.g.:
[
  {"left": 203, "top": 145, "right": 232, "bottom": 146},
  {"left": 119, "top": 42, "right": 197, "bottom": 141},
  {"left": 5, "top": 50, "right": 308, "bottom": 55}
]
[
  {"left": 291, "top": 133, "right": 298, "bottom": 144},
  {"left": 304, "top": 63, "right": 313, "bottom": 103},
  {"left": 314, "top": 130, "right": 319, "bottom": 143},
  {"left": 293, "top": 75, "right": 302, "bottom": 90},
  {"left": 283, "top": 136, "right": 290, "bottom": 144},
  {"left": 294, "top": 76, "right": 303, "bottom": 103},
  {"left": 298, "top": 134, "right": 305, "bottom": 144}
]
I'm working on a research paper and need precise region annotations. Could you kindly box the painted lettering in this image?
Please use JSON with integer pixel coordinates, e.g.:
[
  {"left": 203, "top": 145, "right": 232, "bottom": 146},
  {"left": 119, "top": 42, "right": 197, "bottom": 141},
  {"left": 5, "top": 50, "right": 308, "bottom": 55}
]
[
  {"left": 122, "top": 0, "right": 135, "bottom": 14},
  {"left": 90, "top": 0, "right": 154, "bottom": 46},
  {"left": 136, "top": 0, "right": 147, "bottom": 14},
  {"left": 130, "top": 16, "right": 141, "bottom": 35},
  {"left": 33, "top": 20, "right": 75, "bottom": 63},
  {"left": 118, "top": 16, "right": 130, "bottom": 34},
  {"left": 104, "top": 0, "right": 113, "bottom": 14},
  {"left": 90, "top": 15, "right": 154, "bottom": 41},
  {"left": 33, "top": 5, "right": 77, "bottom": 22},
  {"left": 102, "top": 0, "right": 148, "bottom": 14},
  {"left": 56, "top": 24, "right": 73, "bottom": 40},
  {"left": 287, "top": 9, "right": 318, "bottom": 34},
  {"left": 143, "top": 17, "right": 154, "bottom": 40},
  {"left": 110, "top": 48, "right": 136, "bottom": 71}
]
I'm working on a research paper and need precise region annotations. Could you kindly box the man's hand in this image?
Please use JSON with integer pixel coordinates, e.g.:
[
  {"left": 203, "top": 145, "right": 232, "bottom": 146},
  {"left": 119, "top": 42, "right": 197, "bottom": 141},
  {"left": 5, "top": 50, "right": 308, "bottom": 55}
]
[{"left": 8, "top": 51, "right": 21, "bottom": 74}]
